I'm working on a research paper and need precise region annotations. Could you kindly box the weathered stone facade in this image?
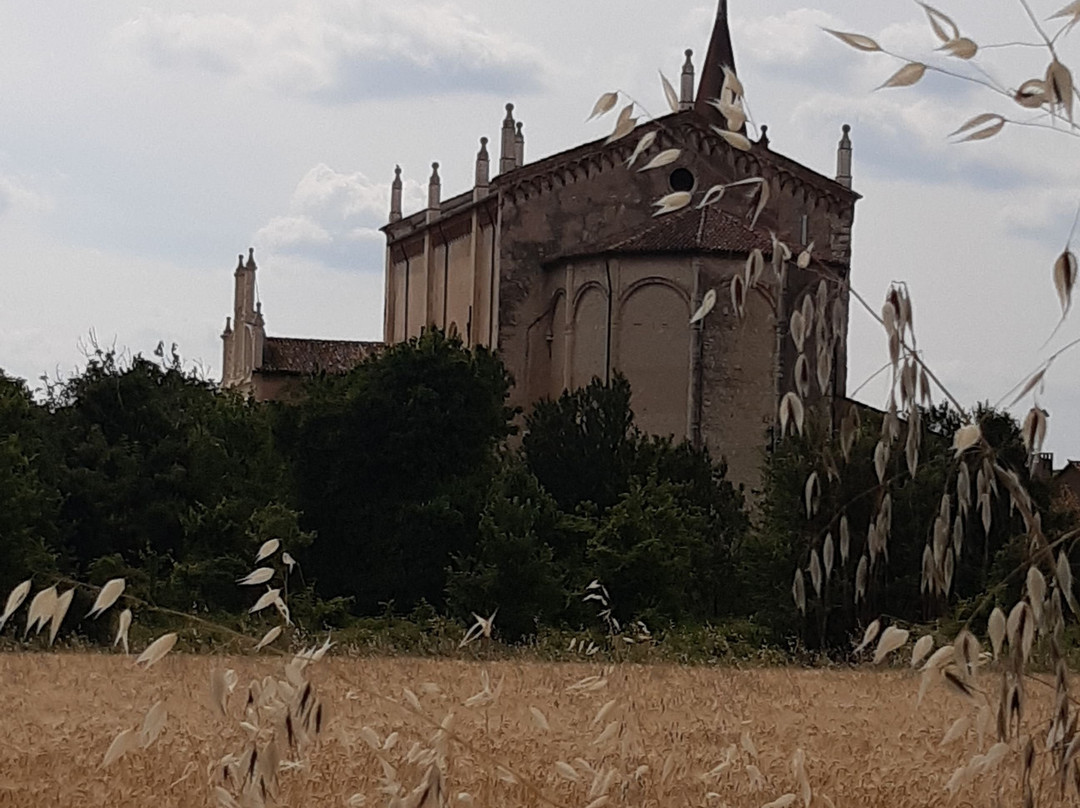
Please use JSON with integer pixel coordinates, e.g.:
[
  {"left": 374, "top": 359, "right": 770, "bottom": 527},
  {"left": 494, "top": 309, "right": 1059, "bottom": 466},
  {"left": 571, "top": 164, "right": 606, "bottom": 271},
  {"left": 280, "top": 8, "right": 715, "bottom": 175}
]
[
  {"left": 380, "top": 3, "right": 859, "bottom": 490},
  {"left": 222, "top": 1, "right": 861, "bottom": 491}
]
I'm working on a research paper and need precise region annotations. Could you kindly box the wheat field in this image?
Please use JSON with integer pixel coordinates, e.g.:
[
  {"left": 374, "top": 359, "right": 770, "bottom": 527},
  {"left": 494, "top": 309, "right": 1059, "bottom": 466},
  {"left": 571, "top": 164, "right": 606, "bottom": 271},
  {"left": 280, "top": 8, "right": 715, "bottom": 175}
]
[{"left": 0, "top": 652, "right": 1059, "bottom": 807}]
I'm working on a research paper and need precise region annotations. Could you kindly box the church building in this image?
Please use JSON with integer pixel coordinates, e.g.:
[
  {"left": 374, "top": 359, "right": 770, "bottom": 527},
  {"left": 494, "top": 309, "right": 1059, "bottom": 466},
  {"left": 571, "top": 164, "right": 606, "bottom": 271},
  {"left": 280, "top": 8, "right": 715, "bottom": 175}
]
[{"left": 222, "top": 1, "right": 859, "bottom": 490}]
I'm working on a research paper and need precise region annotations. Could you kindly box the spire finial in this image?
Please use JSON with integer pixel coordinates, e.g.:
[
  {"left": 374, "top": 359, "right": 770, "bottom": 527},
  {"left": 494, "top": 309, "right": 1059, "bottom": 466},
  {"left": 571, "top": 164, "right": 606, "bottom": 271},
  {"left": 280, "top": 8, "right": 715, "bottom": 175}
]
[
  {"left": 246, "top": 247, "right": 257, "bottom": 270},
  {"left": 236, "top": 253, "right": 244, "bottom": 271},
  {"left": 694, "top": 0, "right": 736, "bottom": 121}
]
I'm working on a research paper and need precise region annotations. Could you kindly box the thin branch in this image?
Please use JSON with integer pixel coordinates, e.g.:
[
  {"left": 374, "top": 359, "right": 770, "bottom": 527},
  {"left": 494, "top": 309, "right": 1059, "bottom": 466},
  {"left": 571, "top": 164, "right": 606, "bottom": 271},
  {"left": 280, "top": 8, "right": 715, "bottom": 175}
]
[
  {"left": 850, "top": 360, "right": 894, "bottom": 399},
  {"left": 1016, "top": 0, "right": 1055, "bottom": 52},
  {"left": 979, "top": 40, "right": 1049, "bottom": 49},
  {"left": 882, "top": 49, "right": 1010, "bottom": 97},
  {"left": 1003, "top": 115, "right": 1080, "bottom": 138},
  {"left": 845, "top": 280, "right": 967, "bottom": 413},
  {"left": 1045, "top": 332, "right": 1080, "bottom": 364},
  {"left": 993, "top": 361, "right": 1051, "bottom": 409}
]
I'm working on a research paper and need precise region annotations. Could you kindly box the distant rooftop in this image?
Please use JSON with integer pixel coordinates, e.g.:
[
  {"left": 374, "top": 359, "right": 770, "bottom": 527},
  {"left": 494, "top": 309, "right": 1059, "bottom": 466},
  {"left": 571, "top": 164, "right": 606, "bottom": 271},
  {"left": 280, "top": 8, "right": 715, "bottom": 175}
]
[{"left": 262, "top": 337, "right": 383, "bottom": 376}]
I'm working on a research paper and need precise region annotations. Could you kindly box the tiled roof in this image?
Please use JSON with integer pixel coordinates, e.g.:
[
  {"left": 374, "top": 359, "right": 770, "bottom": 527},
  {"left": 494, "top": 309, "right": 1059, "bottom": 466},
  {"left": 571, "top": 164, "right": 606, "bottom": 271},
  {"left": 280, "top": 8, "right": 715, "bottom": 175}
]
[
  {"left": 549, "top": 204, "right": 774, "bottom": 263},
  {"left": 261, "top": 337, "right": 383, "bottom": 375}
]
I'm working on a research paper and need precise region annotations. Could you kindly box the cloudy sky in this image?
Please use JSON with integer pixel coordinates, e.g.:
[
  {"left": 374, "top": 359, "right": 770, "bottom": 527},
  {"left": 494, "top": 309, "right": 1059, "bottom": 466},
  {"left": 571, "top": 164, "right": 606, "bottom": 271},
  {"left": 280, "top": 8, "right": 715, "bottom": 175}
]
[{"left": 2, "top": 0, "right": 1078, "bottom": 462}]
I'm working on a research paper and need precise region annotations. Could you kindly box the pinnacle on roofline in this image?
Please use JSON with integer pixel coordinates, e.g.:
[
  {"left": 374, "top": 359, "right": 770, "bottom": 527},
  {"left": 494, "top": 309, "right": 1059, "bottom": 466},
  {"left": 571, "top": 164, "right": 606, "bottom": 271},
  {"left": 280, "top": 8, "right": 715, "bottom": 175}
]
[{"left": 389, "top": 165, "right": 403, "bottom": 223}]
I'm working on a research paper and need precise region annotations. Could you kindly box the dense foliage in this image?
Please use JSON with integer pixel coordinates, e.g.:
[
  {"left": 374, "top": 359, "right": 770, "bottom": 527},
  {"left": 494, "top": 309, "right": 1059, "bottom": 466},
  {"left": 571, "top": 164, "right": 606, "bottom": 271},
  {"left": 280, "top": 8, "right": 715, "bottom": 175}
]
[{"left": 0, "top": 331, "right": 1073, "bottom": 650}]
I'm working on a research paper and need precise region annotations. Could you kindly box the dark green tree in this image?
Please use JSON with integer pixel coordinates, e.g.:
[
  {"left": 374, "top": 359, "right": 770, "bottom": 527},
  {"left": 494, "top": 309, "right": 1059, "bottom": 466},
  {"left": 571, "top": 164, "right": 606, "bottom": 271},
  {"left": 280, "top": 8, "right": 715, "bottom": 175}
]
[
  {"left": 751, "top": 401, "right": 1035, "bottom": 649},
  {"left": 280, "top": 329, "right": 515, "bottom": 614},
  {"left": 445, "top": 458, "right": 568, "bottom": 640},
  {"left": 522, "top": 376, "right": 636, "bottom": 513},
  {"left": 40, "top": 348, "right": 302, "bottom": 612},
  {"left": 520, "top": 374, "right": 749, "bottom": 625},
  {"left": 0, "top": 372, "right": 60, "bottom": 593}
]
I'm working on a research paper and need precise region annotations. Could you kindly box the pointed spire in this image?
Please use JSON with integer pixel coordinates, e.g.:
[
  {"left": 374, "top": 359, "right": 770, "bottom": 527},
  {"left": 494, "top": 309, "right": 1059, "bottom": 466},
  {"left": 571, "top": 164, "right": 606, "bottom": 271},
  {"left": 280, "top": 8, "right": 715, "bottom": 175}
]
[
  {"left": 246, "top": 246, "right": 257, "bottom": 271},
  {"left": 694, "top": 0, "right": 736, "bottom": 120},
  {"left": 836, "top": 124, "right": 853, "bottom": 188},
  {"left": 222, "top": 316, "right": 232, "bottom": 337},
  {"left": 514, "top": 121, "right": 525, "bottom": 166},
  {"left": 680, "top": 49, "right": 695, "bottom": 110},
  {"left": 475, "top": 137, "right": 490, "bottom": 199},
  {"left": 499, "top": 103, "right": 517, "bottom": 174},
  {"left": 390, "top": 165, "right": 403, "bottom": 223},
  {"left": 235, "top": 253, "right": 244, "bottom": 273}
]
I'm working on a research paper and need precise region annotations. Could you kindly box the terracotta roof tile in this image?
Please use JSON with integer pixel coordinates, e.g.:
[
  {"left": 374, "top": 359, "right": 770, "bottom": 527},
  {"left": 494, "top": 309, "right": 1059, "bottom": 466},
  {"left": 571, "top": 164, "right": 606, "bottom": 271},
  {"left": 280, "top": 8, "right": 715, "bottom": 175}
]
[{"left": 261, "top": 337, "right": 383, "bottom": 375}]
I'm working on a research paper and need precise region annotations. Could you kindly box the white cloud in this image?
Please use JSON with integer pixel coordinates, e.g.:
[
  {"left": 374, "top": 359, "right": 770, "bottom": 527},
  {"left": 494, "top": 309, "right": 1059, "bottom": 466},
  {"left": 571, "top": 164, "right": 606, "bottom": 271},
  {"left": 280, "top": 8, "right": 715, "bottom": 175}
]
[
  {"left": 292, "top": 164, "right": 408, "bottom": 220},
  {"left": 255, "top": 215, "right": 333, "bottom": 250},
  {"left": 255, "top": 254, "right": 385, "bottom": 343},
  {"left": 113, "top": 1, "right": 549, "bottom": 101},
  {"left": 0, "top": 174, "right": 53, "bottom": 219},
  {"left": 735, "top": 8, "right": 842, "bottom": 66},
  {"left": 254, "top": 164, "right": 424, "bottom": 265}
]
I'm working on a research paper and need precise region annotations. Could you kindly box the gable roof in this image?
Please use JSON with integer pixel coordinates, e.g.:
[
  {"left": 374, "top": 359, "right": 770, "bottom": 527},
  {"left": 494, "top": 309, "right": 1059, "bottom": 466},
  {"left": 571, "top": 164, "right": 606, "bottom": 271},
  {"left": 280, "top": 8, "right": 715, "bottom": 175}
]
[{"left": 260, "top": 337, "right": 383, "bottom": 376}]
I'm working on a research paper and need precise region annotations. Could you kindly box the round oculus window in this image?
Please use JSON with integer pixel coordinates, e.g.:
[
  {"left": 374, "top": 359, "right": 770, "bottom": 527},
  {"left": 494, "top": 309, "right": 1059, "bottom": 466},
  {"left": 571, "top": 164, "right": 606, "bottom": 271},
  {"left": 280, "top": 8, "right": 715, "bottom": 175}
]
[{"left": 668, "top": 167, "right": 695, "bottom": 192}]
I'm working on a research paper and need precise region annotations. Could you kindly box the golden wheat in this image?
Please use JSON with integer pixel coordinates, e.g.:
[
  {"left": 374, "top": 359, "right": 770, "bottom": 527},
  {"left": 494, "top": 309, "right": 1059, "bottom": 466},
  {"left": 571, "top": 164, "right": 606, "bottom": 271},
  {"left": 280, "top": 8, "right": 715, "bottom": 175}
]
[{"left": 0, "top": 653, "right": 1072, "bottom": 806}]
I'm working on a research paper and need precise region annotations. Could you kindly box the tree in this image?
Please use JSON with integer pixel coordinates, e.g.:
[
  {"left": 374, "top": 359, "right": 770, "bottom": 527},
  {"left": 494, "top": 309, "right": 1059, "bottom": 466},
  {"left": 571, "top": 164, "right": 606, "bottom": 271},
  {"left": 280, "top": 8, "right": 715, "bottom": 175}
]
[
  {"left": 754, "top": 401, "right": 1038, "bottom": 649},
  {"left": 40, "top": 348, "right": 301, "bottom": 613},
  {"left": 520, "top": 374, "right": 749, "bottom": 625},
  {"left": 522, "top": 375, "right": 637, "bottom": 513},
  {"left": 445, "top": 458, "right": 569, "bottom": 640},
  {"left": 0, "top": 372, "right": 60, "bottom": 593},
  {"left": 280, "top": 328, "right": 515, "bottom": 614}
]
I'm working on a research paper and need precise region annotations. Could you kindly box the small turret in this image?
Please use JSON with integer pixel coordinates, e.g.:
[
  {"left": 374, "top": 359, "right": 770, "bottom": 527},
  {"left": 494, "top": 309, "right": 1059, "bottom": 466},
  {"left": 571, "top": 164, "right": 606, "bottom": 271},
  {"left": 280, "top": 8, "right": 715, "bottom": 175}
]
[
  {"left": 474, "top": 137, "right": 490, "bottom": 200},
  {"left": 836, "top": 124, "right": 853, "bottom": 188},
  {"left": 499, "top": 103, "right": 517, "bottom": 174},
  {"left": 514, "top": 121, "right": 525, "bottom": 166},
  {"left": 224, "top": 249, "right": 258, "bottom": 389},
  {"left": 252, "top": 301, "right": 265, "bottom": 372},
  {"left": 390, "top": 165, "right": 403, "bottom": 223},
  {"left": 427, "top": 162, "right": 441, "bottom": 222},
  {"left": 233, "top": 251, "right": 255, "bottom": 328},
  {"left": 680, "top": 49, "right": 695, "bottom": 110}
]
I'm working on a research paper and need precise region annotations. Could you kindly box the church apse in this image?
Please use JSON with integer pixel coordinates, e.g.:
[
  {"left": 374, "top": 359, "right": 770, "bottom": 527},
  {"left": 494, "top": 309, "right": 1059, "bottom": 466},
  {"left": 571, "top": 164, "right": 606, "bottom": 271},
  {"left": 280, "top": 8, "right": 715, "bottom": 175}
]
[{"left": 373, "top": 0, "right": 861, "bottom": 490}]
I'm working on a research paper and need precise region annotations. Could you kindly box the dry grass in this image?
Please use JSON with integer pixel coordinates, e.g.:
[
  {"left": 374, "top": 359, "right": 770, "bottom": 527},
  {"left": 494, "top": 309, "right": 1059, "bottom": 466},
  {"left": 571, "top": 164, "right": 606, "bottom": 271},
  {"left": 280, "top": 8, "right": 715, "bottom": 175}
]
[{"left": 0, "top": 652, "right": 1065, "bottom": 807}]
